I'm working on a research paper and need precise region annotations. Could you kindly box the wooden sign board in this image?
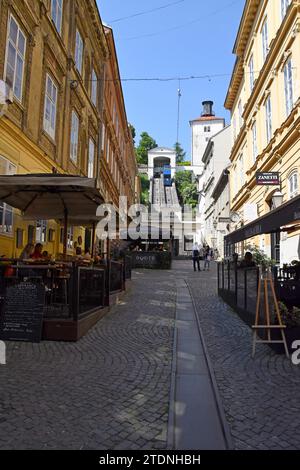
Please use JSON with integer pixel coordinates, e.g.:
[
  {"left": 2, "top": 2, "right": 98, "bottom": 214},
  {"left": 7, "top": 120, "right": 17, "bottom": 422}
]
[{"left": 0, "top": 281, "right": 45, "bottom": 343}]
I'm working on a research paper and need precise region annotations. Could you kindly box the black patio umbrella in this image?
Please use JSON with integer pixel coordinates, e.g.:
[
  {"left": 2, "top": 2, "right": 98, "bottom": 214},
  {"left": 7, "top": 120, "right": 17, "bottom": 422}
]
[{"left": 0, "top": 174, "right": 104, "bottom": 257}]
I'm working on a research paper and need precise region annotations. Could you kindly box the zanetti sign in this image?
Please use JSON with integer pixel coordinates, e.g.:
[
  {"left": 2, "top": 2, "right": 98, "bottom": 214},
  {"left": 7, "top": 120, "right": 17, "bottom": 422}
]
[{"left": 256, "top": 172, "right": 280, "bottom": 186}]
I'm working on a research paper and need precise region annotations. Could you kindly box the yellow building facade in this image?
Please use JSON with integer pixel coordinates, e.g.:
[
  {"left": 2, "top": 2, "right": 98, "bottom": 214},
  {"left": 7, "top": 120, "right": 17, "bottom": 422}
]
[
  {"left": 225, "top": 0, "right": 300, "bottom": 263},
  {"left": 0, "top": 0, "right": 138, "bottom": 258}
]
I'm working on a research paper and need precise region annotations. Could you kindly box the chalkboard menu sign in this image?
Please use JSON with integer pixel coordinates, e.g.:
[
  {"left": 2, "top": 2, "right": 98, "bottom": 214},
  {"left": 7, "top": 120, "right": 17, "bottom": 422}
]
[{"left": 0, "top": 282, "right": 45, "bottom": 343}]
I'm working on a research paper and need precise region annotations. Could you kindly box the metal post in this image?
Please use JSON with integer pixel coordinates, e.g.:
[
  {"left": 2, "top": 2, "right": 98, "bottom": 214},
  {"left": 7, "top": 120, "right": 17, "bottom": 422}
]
[
  {"left": 244, "top": 269, "right": 247, "bottom": 312},
  {"left": 63, "top": 208, "right": 68, "bottom": 259}
]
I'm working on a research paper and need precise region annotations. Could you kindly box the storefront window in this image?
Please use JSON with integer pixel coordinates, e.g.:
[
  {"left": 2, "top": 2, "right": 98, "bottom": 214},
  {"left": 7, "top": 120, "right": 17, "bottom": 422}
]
[{"left": 0, "top": 156, "right": 16, "bottom": 234}]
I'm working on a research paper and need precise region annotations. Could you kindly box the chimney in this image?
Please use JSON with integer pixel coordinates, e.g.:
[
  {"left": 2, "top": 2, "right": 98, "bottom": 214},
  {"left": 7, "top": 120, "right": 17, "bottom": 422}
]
[{"left": 201, "top": 101, "right": 215, "bottom": 117}]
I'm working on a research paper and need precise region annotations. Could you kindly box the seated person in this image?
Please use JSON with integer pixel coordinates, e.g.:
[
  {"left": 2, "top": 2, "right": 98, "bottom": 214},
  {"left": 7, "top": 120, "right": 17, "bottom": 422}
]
[
  {"left": 42, "top": 251, "right": 51, "bottom": 261},
  {"left": 20, "top": 243, "right": 34, "bottom": 260},
  {"left": 83, "top": 249, "right": 92, "bottom": 260},
  {"left": 30, "top": 243, "right": 43, "bottom": 260},
  {"left": 239, "top": 252, "right": 256, "bottom": 268},
  {"left": 75, "top": 247, "right": 83, "bottom": 259}
]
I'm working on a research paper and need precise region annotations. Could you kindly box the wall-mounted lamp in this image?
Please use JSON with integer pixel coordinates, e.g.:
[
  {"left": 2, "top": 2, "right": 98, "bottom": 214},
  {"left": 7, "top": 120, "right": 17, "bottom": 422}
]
[{"left": 272, "top": 190, "right": 284, "bottom": 209}]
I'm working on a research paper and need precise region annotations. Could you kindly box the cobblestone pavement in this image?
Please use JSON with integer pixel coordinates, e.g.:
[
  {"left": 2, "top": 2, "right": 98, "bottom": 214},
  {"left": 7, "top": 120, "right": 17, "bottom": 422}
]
[
  {"left": 1, "top": 261, "right": 300, "bottom": 450},
  {"left": 180, "top": 261, "right": 300, "bottom": 450},
  {"left": 0, "top": 270, "right": 176, "bottom": 450}
]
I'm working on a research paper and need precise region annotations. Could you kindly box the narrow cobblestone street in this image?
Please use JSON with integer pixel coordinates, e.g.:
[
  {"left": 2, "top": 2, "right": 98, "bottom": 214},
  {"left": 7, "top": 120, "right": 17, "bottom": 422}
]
[{"left": 1, "top": 261, "right": 300, "bottom": 450}]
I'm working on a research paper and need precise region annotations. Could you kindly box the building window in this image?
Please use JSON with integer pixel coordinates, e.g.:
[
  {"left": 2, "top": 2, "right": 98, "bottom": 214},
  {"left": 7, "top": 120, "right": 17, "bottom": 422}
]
[
  {"left": 91, "top": 69, "right": 98, "bottom": 107},
  {"left": 284, "top": 58, "right": 294, "bottom": 117},
  {"left": 70, "top": 111, "right": 79, "bottom": 164},
  {"left": 288, "top": 172, "right": 298, "bottom": 199},
  {"left": 204, "top": 126, "right": 211, "bottom": 133},
  {"left": 36, "top": 220, "right": 47, "bottom": 243},
  {"left": 261, "top": 18, "right": 268, "bottom": 62},
  {"left": 252, "top": 121, "right": 258, "bottom": 163},
  {"left": 265, "top": 95, "right": 272, "bottom": 144},
  {"left": 75, "top": 29, "right": 83, "bottom": 74},
  {"left": 238, "top": 100, "right": 243, "bottom": 129},
  {"left": 43, "top": 74, "right": 57, "bottom": 139},
  {"left": 0, "top": 156, "right": 16, "bottom": 235},
  {"left": 51, "top": 0, "right": 63, "bottom": 34},
  {"left": 106, "top": 138, "right": 110, "bottom": 162},
  {"left": 233, "top": 115, "right": 237, "bottom": 141},
  {"left": 238, "top": 153, "right": 244, "bottom": 190},
  {"left": 60, "top": 226, "right": 73, "bottom": 249},
  {"left": 88, "top": 138, "right": 95, "bottom": 178},
  {"left": 101, "top": 123, "right": 106, "bottom": 151},
  {"left": 281, "top": 0, "right": 291, "bottom": 19},
  {"left": 67, "top": 227, "right": 74, "bottom": 249},
  {"left": 4, "top": 14, "right": 26, "bottom": 101},
  {"left": 249, "top": 54, "right": 254, "bottom": 91}
]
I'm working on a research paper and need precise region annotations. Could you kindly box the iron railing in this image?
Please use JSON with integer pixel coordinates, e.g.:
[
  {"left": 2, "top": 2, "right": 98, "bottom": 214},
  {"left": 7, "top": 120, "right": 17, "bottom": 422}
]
[{"left": 0, "top": 263, "right": 108, "bottom": 322}]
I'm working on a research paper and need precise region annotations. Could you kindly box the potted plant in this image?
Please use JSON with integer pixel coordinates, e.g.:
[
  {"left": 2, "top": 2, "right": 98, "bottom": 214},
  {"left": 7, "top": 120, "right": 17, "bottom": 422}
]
[{"left": 269, "top": 301, "right": 300, "bottom": 354}]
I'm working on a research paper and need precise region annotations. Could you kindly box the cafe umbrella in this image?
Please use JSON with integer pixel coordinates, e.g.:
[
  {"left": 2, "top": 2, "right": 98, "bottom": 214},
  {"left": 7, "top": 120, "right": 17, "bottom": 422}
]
[{"left": 0, "top": 174, "right": 104, "bottom": 257}]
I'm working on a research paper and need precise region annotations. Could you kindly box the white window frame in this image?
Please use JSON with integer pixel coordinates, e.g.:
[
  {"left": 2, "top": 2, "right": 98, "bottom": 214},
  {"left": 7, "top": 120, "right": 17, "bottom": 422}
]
[
  {"left": 67, "top": 226, "right": 74, "bottom": 249},
  {"left": 265, "top": 95, "right": 272, "bottom": 144},
  {"left": 261, "top": 18, "right": 269, "bottom": 62},
  {"left": 36, "top": 220, "right": 47, "bottom": 243},
  {"left": 252, "top": 121, "right": 258, "bottom": 163},
  {"left": 91, "top": 68, "right": 98, "bottom": 107},
  {"left": 51, "top": 0, "right": 63, "bottom": 34},
  {"left": 88, "top": 138, "right": 95, "bottom": 178},
  {"left": 284, "top": 57, "right": 294, "bottom": 117},
  {"left": 238, "top": 100, "right": 243, "bottom": 129},
  {"left": 75, "top": 29, "right": 83, "bottom": 75},
  {"left": 0, "top": 156, "right": 16, "bottom": 235},
  {"left": 288, "top": 172, "right": 298, "bottom": 199},
  {"left": 4, "top": 14, "right": 26, "bottom": 102},
  {"left": 43, "top": 74, "right": 58, "bottom": 140},
  {"left": 101, "top": 123, "right": 106, "bottom": 151},
  {"left": 238, "top": 153, "right": 244, "bottom": 190},
  {"left": 249, "top": 54, "right": 254, "bottom": 91},
  {"left": 70, "top": 111, "right": 79, "bottom": 164},
  {"left": 281, "top": 0, "right": 291, "bottom": 19}
]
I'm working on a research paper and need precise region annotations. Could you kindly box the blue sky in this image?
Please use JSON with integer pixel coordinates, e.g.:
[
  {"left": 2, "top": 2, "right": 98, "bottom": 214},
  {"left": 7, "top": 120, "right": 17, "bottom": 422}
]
[{"left": 97, "top": 0, "right": 245, "bottom": 160}]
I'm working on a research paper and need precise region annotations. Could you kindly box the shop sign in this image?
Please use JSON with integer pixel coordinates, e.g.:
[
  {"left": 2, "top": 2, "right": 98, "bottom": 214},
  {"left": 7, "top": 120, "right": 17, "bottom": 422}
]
[{"left": 256, "top": 172, "right": 280, "bottom": 186}]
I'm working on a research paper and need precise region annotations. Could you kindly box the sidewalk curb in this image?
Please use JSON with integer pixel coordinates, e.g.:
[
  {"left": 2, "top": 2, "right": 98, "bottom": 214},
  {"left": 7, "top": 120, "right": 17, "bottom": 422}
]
[
  {"left": 166, "top": 286, "right": 178, "bottom": 450},
  {"left": 186, "top": 281, "right": 234, "bottom": 450}
]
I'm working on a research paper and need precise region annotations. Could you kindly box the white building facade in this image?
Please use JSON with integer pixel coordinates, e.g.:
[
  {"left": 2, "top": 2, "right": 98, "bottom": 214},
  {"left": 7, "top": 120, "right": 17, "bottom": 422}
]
[
  {"left": 212, "top": 170, "right": 230, "bottom": 259},
  {"left": 200, "top": 125, "right": 232, "bottom": 248},
  {"left": 190, "top": 101, "right": 225, "bottom": 176},
  {"left": 147, "top": 147, "right": 176, "bottom": 180}
]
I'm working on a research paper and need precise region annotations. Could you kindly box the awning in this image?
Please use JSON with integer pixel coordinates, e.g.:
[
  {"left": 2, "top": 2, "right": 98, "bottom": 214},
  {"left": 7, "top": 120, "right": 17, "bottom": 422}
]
[
  {"left": 0, "top": 174, "right": 104, "bottom": 256},
  {"left": 225, "top": 194, "right": 300, "bottom": 245},
  {"left": 0, "top": 174, "right": 103, "bottom": 220}
]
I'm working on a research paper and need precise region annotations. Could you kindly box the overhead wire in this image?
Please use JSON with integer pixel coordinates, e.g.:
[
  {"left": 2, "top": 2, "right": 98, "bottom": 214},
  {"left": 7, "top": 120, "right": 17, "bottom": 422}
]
[
  {"left": 120, "top": 0, "right": 242, "bottom": 41},
  {"left": 108, "top": 0, "right": 187, "bottom": 24}
]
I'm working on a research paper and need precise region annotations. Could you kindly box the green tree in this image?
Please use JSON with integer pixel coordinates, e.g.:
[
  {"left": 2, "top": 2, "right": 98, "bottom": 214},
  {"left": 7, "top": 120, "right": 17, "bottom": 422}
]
[
  {"left": 140, "top": 174, "right": 150, "bottom": 205},
  {"left": 174, "top": 142, "right": 186, "bottom": 163},
  {"left": 128, "top": 123, "right": 136, "bottom": 145},
  {"left": 181, "top": 183, "right": 198, "bottom": 208},
  {"left": 136, "top": 132, "right": 157, "bottom": 164},
  {"left": 175, "top": 171, "right": 198, "bottom": 208}
]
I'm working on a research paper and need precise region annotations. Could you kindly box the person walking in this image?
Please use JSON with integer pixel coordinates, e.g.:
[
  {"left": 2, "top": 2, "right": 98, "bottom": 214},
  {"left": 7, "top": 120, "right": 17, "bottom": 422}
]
[
  {"left": 192, "top": 242, "right": 201, "bottom": 272},
  {"left": 203, "top": 245, "right": 212, "bottom": 271}
]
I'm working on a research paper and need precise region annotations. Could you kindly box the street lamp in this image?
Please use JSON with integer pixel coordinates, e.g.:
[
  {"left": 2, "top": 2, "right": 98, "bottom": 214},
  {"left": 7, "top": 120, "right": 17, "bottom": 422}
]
[{"left": 272, "top": 190, "right": 284, "bottom": 209}]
